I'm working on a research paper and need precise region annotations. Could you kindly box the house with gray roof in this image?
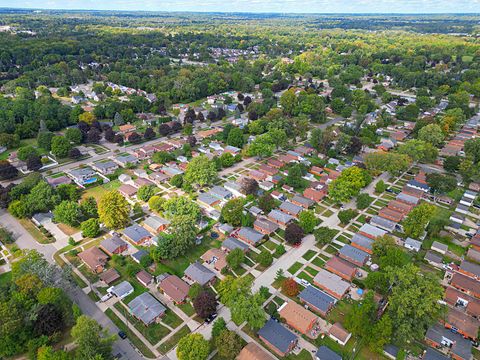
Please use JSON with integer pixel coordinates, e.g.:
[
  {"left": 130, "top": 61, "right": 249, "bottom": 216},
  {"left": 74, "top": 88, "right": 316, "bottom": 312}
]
[
  {"left": 370, "top": 215, "right": 397, "bottom": 232},
  {"left": 425, "top": 251, "right": 443, "bottom": 268},
  {"left": 359, "top": 223, "right": 387, "bottom": 239},
  {"left": 396, "top": 192, "right": 420, "bottom": 205},
  {"left": 431, "top": 241, "right": 448, "bottom": 255},
  {"left": 315, "top": 346, "right": 342, "bottom": 360},
  {"left": 109, "top": 281, "right": 134, "bottom": 299},
  {"left": 123, "top": 224, "right": 153, "bottom": 245},
  {"left": 298, "top": 285, "right": 336, "bottom": 317},
  {"left": 100, "top": 235, "right": 128, "bottom": 256},
  {"left": 184, "top": 262, "right": 216, "bottom": 286},
  {"left": 338, "top": 244, "right": 369, "bottom": 267},
  {"left": 350, "top": 233, "right": 374, "bottom": 254},
  {"left": 92, "top": 160, "right": 118, "bottom": 175},
  {"left": 268, "top": 209, "right": 294, "bottom": 227},
  {"left": 279, "top": 201, "right": 303, "bottom": 217},
  {"left": 222, "top": 237, "right": 250, "bottom": 253},
  {"left": 258, "top": 319, "right": 298, "bottom": 357},
  {"left": 291, "top": 195, "right": 314, "bottom": 209},
  {"left": 404, "top": 237, "right": 422, "bottom": 252},
  {"left": 209, "top": 186, "right": 232, "bottom": 201},
  {"left": 313, "top": 269, "right": 350, "bottom": 299},
  {"left": 128, "top": 292, "right": 166, "bottom": 325},
  {"left": 254, "top": 218, "right": 279, "bottom": 235},
  {"left": 198, "top": 193, "right": 221, "bottom": 208},
  {"left": 238, "top": 227, "right": 264, "bottom": 246},
  {"left": 224, "top": 181, "right": 244, "bottom": 197},
  {"left": 143, "top": 215, "right": 169, "bottom": 234},
  {"left": 425, "top": 323, "right": 471, "bottom": 360},
  {"left": 68, "top": 167, "right": 97, "bottom": 186},
  {"left": 131, "top": 249, "right": 149, "bottom": 264},
  {"left": 423, "top": 348, "right": 449, "bottom": 360},
  {"left": 114, "top": 153, "right": 139, "bottom": 167}
]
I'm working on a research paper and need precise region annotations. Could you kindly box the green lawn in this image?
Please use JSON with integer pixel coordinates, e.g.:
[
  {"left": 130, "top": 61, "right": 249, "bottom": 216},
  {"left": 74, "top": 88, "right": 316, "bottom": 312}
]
[
  {"left": 311, "top": 257, "right": 325, "bottom": 268},
  {"left": 285, "top": 349, "right": 313, "bottom": 360},
  {"left": 157, "top": 325, "right": 191, "bottom": 354},
  {"left": 297, "top": 271, "right": 314, "bottom": 283},
  {"left": 302, "top": 250, "right": 317, "bottom": 261},
  {"left": 304, "top": 266, "right": 319, "bottom": 277},
  {"left": 0, "top": 271, "right": 12, "bottom": 287},
  {"left": 178, "top": 302, "right": 195, "bottom": 317},
  {"left": 162, "top": 309, "right": 183, "bottom": 328},
  {"left": 327, "top": 299, "right": 355, "bottom": 324},
  {"left": 287, "top": 261, "right": 303, "bottom": 275},
  {"left": 82, "top": 180, "right": 122, "bottom": 201}
]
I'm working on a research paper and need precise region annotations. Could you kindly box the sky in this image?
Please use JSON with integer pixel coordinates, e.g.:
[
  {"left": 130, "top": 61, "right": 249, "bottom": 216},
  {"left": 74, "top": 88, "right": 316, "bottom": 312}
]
[{"left": 3, "top": 0, "right": 480, "bottom": 14}]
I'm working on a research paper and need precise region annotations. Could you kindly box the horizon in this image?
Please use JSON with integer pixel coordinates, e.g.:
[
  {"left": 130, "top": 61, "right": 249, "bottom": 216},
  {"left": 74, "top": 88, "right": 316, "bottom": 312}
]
[{"left": 2, "top": 0, "right": 480, "bottom": 14}]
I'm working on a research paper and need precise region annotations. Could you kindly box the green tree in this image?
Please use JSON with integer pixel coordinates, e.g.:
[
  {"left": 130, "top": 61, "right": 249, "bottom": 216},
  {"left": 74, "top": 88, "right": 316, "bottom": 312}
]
[
  {"left": 153, "top": 215, "right": 197, "bottom": 259},
  {"left": 418, "top": 124, "right": 444, "bottom": 146},
  {"left": 314, "top": 227, "right": 337, "bottom": 245},
  {"left": 328, "top": 166, "right": 371, "bottom": 203},
  {"left": 298, "top": 210, "right": 318, "bottom": 233},
  {"left": 356, "top": 193, "right": 373, "bottom": 209},
  {"left": 286, "top": 164, "right": 305, "bottom": 189},
  {"left": 226, "top": 248, "right": 245, "bottom": 270},
  {"left": 257, "top": 250, "right": 273, "bottom": 267},
  {"left": 79, "top": 196, "right": 98, "bottom": 219},
  {"left": 184, "top": 155, "right": 217, "bottom": 188},
  {"left": 137, "top": 185, "right": 156, "bottom": 202},
  {"left": 426, "top": 173, "right": 457, "bottom": 195},
  {"left": 51, "top": 136, "right": 72, "bottom": 158},
  {"left": 220, "top": 198, "right": 244, "bottom": 227},
  {"left": 226, "top": 127, "right": 244, "bottom": 148},
  {"left": 211, "top": 317, "right": 227, "bottom": 338},
  {"left": 177, "top": 334, "right": 210, "bottom": 360},
  {"left": 279, "top": 89, "right": 298, "bottom": 115},
  {"left": 398, "top": 139, "right": 438, "bottom": 163},
  {"left": 246, "top": 133, "right": 275, "bottom": 158},
  {"left": 17, "top": 146, "right": 39, "bottom": 161},
  {"left": 364, "top": 152, "right": 412, "bottom": 176},
  {"left": 98, "top": 190, "right": 130, "bottom": 229},
  {"left": 443, "top": 156, "right": 461, "bottom": 173},
  {"left": 215, "top": 330, "right": 243, "bottom": 359},
  {"left": 148, "top": 195, "right": 165, "bottom": 213},
  {"left": 258, "top": 193, "right": 276, "bottom": 213},
  {"left": 338, "top": 209, "right": 358, "bottom": 224},
  {"left": 53, "top": 201, "right": 81, "bottom": 226},
  {"left": 163, "top": 196, "right": 200, "bottom": 221},
  {"left": 71, "top": 315, "right": 114, "bottom": 360},
  {"left": 81, "top": 218, "right": 100, "bottom": 238},
  {"left": 37, "top": 132, "right": 55, "bottom": 151},
  {"left": 375, "top": 180, "right": 387, "bottom": 193},
  {"left": 402, "top": 203, "right": 435, "bottom": 239},
  {"left": 65, "top": 128, "right": 82, "bottom": 145}
]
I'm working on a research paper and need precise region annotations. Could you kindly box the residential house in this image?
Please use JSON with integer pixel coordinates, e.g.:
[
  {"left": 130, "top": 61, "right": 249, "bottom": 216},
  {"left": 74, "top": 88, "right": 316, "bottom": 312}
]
[
  {"left": 237, "top": 227, "right": 264, "bottom": 246},
  {"left": 198, "top": 193, "right": 221, "bottom": 208},
  {"left": 328, "top": 323, "right": 351, "bottom": 346},
  {"left": 78, "top": 247, "right": 108, "bottom": 273},
  {"left": 131, "top": 249, "right": 149, "bottom": 264},
  {"left": 254, "top": 218, "right": 279, "bottom": 235},
  {"left": 278, "top": 301, "right": 318, "bottom": 335},
  {"left": 271, "top": 190, "right": 286, "bottom": 201},
  {"left": 280, "top": 201, "right": 303, "bottom": 217},
  {"left": 128, "top": 292, "right": 166, "bottom": 326},
  {"left": 303, "top": 187, "right": 327, "bottom": 202},
  {"left": 224, "top": 181, "right": 244, "bottom": 198},
  {"left": 68, "top": 167, "right": 97, "bottom": 186},
  {"left": 209, "top": 186, "right": 233, "bottom": 201},
  {"left": 425, "top": 251, "right": 443, "bottom": 268},
  {"left": 350, "top": 233, "right": 374, "bottom": 254},
  {"left": 338, "top": 244, "right": 369, "bottom": 267},
  {"left": 136, "top": 270, "right": 154, "bottom": 287},
  {"left": 114, "top": 153, "right": 139, "bottom": 168},
  {"left": 100, "top": 235, "right": 128, "bottom": 256},
  {"left": 407, "top": 179, "right": 430, "bottom": 193},
  {"left": 221, "top": 237, "right": 250, "bottom": 253},
  {"left": 149, "top": 171, "right": 169, "bottom": 185},
  {"left": 298, "top": 285, "right": 336, "bottom": 318},
  {"left": 268, "top": 209, "right": 294, "bottom": 228},
  {"left": 184, "top": 262, "right": 216, "bottom": 286},
  {"left": 99, "top": 268, "right": 120, "bottom": 285},
  {"left": 118, "top": 174, "right": 132, "bottom": 183},
  {"left": 423, "top": 348, "right": 449, "bottom": 360},
  {"left": 259, "top": 181, "right": 275, "bottom": 191},
  {"left": 459, "top": 260, "right": 480, "bottom": 280},
  {"left": 370, "top": 216, "right": 397, "bottom": 232},
  {"left": 268, "top": 159, "right": 284, "bottom": 169},
  {"left": 452, "top": 272, "right": 480, "bottom": 299},
  {"left": 123, "top": 224, "right": 153, "bottom": 246},
  {"left": 118, "top": 184, "right": 137, "bottom": 198},
  {"left": 92, "top": 160, "right": 118, "bottom": 175},
  {"left": 467, "top": 247, "right": 480, "bottom": 263},
  {"left": 444, "top": 307, "right": 479, "bottom": 340},
  {"left": 201, "top": 248, "right": 227, "bottom": 272},
  {"left": 237, "top": 343, "right": 274, "bottom": 360},
  {"left": 378, "top": 208, "right": 404, "bottom": 223},
  {"left": 315, "top": 346, "right": 342, "bottom": 360},
  {"left": 158, "top": 275, "right": 190, "bottom": 304},
  {"left": 133, "top": 177, "right": 154, "bottom": 189},
  {"left": 143, "top": 215, "right": 170, "bottom": 234},
  {"left": 444, "top": 287, "right": 480, "bottom": 318},
  {"left": 46, "top": 175, "right": 72, "bottom": 188},
  {"left": 313, "top": 269, "right": 350, "bottom": 299},
  {"left": 396, "top": 192, "right": 420, "bottom": 205},
  {"left": 257, "top": 319, "right": 298, "bottom": 357},
  {"left": 425, "top": 323, "right": 472, "bottom": 360},
  {"left": 119, "top": 124, "right": 136, "bottom": 135},
  {"left": 431, "top": 241, "right": 448, "bottom": 255},
  {"left": 109, "top": 281, "right": 134, "bottom": 300},
  {"left": 404, "top": 237, "right": 422, "bottom": 252},
  {"left": 291, "top": 195, "right": 314, "bottom": 209},
  {"left": 387, "top": 200, "right": 413, "bottom": 214},
  {"left": 358, "top": 223, "right": 387, "bottom": 240},
  {"left": 325, "top": 256, "right": 357, "bottom": 281}
]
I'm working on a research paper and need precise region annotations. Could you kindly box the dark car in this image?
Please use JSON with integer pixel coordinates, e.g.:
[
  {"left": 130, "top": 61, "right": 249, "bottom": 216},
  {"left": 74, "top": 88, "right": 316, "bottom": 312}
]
[
  {"left": 205, "top": 313, "right": 218, "bottom": 324},
  {"left": 118, "top": 331, "right": 127, "bottom": 339}
]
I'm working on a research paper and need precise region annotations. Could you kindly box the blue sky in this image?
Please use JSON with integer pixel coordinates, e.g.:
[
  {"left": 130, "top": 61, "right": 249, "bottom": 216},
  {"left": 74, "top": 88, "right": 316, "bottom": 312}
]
[{"left": 3, "top": 0, "right": 480, "bottom": 13}]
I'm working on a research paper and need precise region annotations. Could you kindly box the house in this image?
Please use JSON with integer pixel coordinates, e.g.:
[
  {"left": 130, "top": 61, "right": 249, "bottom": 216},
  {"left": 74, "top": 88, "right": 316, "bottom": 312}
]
[
  {"left": 459, "top": 260, "right": 480, "bottom": 280},
  {"left": 224, "top": 181, "right": 244, "bottom": 198},
  {"left": 268, "top": 159, "right": 284, "bottom": 169},
  {"left": 221, "top": 237, "right": 249, "bottom": 253},
  {"left": 450, "top": 213, "right": 465, "bottom": 225},
  {"left": 250, "top": 170, "right": 267, "bottom": 181},
  {"left": 259, "top": 181, "right": 275, "bottom": 191},
  {"left": 158, "top": 275, "right": 190, "bottom": 304},
  {"left": 452, "top": 272, "right": 480, "bottom": 298},
  {"left": 118, "top": 174, "right": 132, "bottom": 183},
  {"left": 328, "top": 323, "right": 351, "bottom": 346},
  {"left": 184, "top": 262, "right": 216, "bottom": 286},
  {"left": 218, "top": 223, "right": 234, "bottom": 235},
  {"left": 464, "top": 190, "right": 478, "bottom": 200},
  {"left": 258, "top": 164, "right": 278, "bottom": 177},
  {"left": 257, "top": 319, "right": 298, "bottom": 357},
  {"left": 201, "top": 248, "right": 227, "bottom": 271},
  {"left": 444, "top": 307, "right": 479, "bottom": 340},
  {"left": 99, "top": 268, "right": 120, "bottom": 285},
  {"left": 383, "top": 345, "right": 400, "bottom": 360},
  {"left": 396, "top": 192, "right": 420, "bottom": 205},
  {"left": 237, "top": 227, "right": 264, "bottom": 246},
  {"left": 131, "top": 249, "right": 149, "bottom": 264},
  {"left": 198, "top": 193, "right": 221, "bottom": 208},
  {"left": 119, "top": 184, "right": 137, "bottom": 198},
  {"left": 423, "top": 348, "right": 449, "bottom": 360},
  {"left": 32, "top": 212, "right": 53, "bottom": 227},
  {"left": 338, "top": 244, "right": 369, "bottom": 267},
  {"left": 291, "top": 195, "right": 314, "bottom": 209},
  {"left": 119, "top": 124, "right": 136, "bottom": 134},
  {"left": 350, "top": 233, "right": 374, "bottom": 254},
  {"left": 143, "top": 215, "right": 170, "bottom": 234},
  {"left": 136, "top": 270, "right": 154, "bottom": 287},
  {"left": 431, "top": 241, "right": 448, "bottom": 255},
  {"left": 377, "top": 208, "right": 404, "bottom": 223},
  {"left": 315, "top": 346, "right": 342, "bottom": 360},
  {"left": 404, "top": 237, "right": 422, "bottom": 252},
  {"left": 425, "top": 251, "right": 443, "bottom": 268},
  {"left": 92, "top": 160, "right": 118, "bottom": 175},
  {"left": 149, "top": 171, "right": 169, "bottom": 185},
  {"left": 46, "top": 175, "right": 72, "bottom": 188},
  {"left": 254, "top": 218, "right": 279, "bottom": 235},
  {"left": 68, "top": 167, "right": 97, "bottom": 186},
  {"left": 425, "top": 323, "right": 472, "bottom": 360},
  {"left": 209, "top": 186, "right": 232, "bottom": 201},
  {"left": 370, "top": 216, "right": 397, "bottom": 232},
  {"left": 467, "top": 247, "right": 480, "bottom": 263},
  {"left": 271, "top": 190, "right": 286, "bottom": 201},
  {"left": 298, "top": 285, "right": 336, "bottom": 317},
  {"left": 407, "top": 179, "right": 430, "bottom": 193},
  {"left": 278, "top": 301, "right": 318, "bottom": 335},
  {"left": 109, "top": 281, "right": 134, "bottom": 299},
  {"left": 325, "top": 256, "right": 357, "bottom": 281},
  {"left": 249, "top": 206, "right": 263, "bottom": 217},
  {"left": 444, "top": 287, "right": 480, "bottom": 318},
  {"left": 114, "top": 153, "right": 139, "bottom": 168},
  {"left": 279, "top": 201, "right": 303, "bottom": 217},
  {"left": 313, "top": 269, "right": 350, "bottom": 299},
  {"left": 237, "top": 343, "right": 274, "bottom": 360},
  {"left": 78, "top": 247, "right": 108, "bottom": 273},
  {"left": 358, "top": 223, "right": 387, "bottom": 240},
  {"left": 123, "top": 224, "right": 153, "bottom": 246},
  {"left": 388, "top": 200, "right": 413, "bottom": 214},
  {"left": 456, "top": 204, "right": 470, "bottom": 215},
  {"left": 100, "top": 235, "right": 128, "bottom": 256},
  {"left": 304, "top": 187, "right": 327, "bottom": 202},
  {"left": 133, "top": 177, "right": 155, "bottom": 189},
  {"left": 128, "top": 292, "right": 166, "bottom": 326},
  {"left": 310, "top": 166, "right": 323, "bottom": 177}
]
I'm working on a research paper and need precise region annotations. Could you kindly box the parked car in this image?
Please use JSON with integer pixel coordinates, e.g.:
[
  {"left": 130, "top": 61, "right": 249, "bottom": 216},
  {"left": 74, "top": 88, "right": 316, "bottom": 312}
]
[
  {"left": 205, "top": 313, "right": 218, "bottom": 324},
  {"left": 118, "top": 331, "right": 127, "bottom": 340}
]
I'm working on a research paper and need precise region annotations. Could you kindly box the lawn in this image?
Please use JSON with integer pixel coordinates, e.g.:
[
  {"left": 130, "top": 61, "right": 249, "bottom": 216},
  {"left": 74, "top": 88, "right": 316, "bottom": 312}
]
[
  {"left": 162, "top": 309, "right": 183, "bottom": 328},
  {"left": 157, "top": 325, "right": 191, "bottom": 354},
  {"left": 105, "top": 309, "right": 156, "bottom": 359},
  {"left": 327, "top": 299, "right": 355, "bottom": 324},
  {"left": 285, "top": 349, "right": 313, "bottom": 360},
  {"left": 297, "top": 271, "right": 314, "bottom": 284},
  {"left": 304, "top": 266, "right": 319, "bottom": 277},
  {"left": 325, "top": 245, "right": 339, "bottom": 254},
  {"left": 302, "top": 250, "right": 317, "bottom": 261},
  {"left": 82, "top": 180, "right": 122, "bottom": 201},
  {"left": 311, "top": 257, "right": 325, "bottom": 268},
  {"left": 178, "top": 302, "right": 195, "bottom": 317},
  {"left": 287, "top": 261, "right": 303, "bottom": 275},
  {"left": 0, "top": 271, "right": 12, "bottom": 287},
  {"left": 19, "top": 219, "right": 54, "bottom": 244}
]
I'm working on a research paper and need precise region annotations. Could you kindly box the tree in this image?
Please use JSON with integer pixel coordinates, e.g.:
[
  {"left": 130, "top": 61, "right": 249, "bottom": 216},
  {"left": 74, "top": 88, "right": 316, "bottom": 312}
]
[
  {"left": 418, "top": 124, "right": 444, "bottom": 146},
  {"left": 298, "top": 210, "right": 318, "bottom": 233},
  {"left": 183, "top": 155, "right": 217, "bottom": 188},
  {"left": 68, "top": 148, "right": 81, "bottom": 159},
  {"left": 113, "top": 134, "right": 124, "bottom": 145},
  {"left": 104, "top": 129, "right": 115, "bottom": 142},
  {"left": 18, "top": 146, "right": 39, "bottom": 161},
  {"left": 98, "top": 190, "right": 130, "bottom": 229},
  {"left": 372, "top": 236, "right": 410, "bottom": 270},
  {"left": 230, "top": 293, "right": 266, "bottom": 329},
  {"left": 398, "top": 139, "right": 438, "bottom": 163},
  {"left": 188, "top": 283, "right": 203, "bottom": 301},
  {"left": 53, "top": 201, "right": 81, "bottom": 226},
  {"left": 71, "top": 315, "right": 114, "bottom": 360},
  {"left": 226, "top": 248, "right": 244, "bottom": 270},
  {"left": 163, "top": 196, "right": 200, "bottom": 221},
  {"left": 356, "top": 193, "right": 373, "bottom": 209},
  {"left": 152, "top": 151, "right": 174, "bottom": 164},
  {"left": 345, "top": 291, "right": 377, "bottom": 341},
  {"left": 329, "top": 166, "right": 371, "bottom": 203},
  {"left": 26, "top": 155, "right": 43, "bottom": 171},
  {"left": 465, "top": 138, "right": 480, "bottom": 163},
  {"left": 403, "top": 203, "right": 435, "bottom": 239},
  {"left": 226, "top": 127, "right": 244, "bottom": 148},
  {"left": 80, "top": 196, "right": 98, "bottom": 219},
  {"left": 386, "top": 264, "right": 444, "bottom": 344},
  {"left": 338, "top": 209, "right": 358, "bottom": 224},
  {"left": 0, "top": 133, "right": 19, "bottom": 149},
  {"left": 51, "top": 136, "right": 72, "bottom": 158},
  {"left": 37, "top": 132, "right": 55, "bottom": 151},
  {"left": 364, "top": 152, "right": 412, "bottom": 176},
  {"left": 314, "top": 227, "right": 337, "bottom": 245},
  {"left": 285, "top": 223, "right": 304, "bottom": 246},
  {"left": 193, "top": 291, "right": 217, "bottom": 319},
  {"left": 137, "top": 185, "right": 156, "bottom": 202},
  {"left": 375, "top": 180, "right": 387, "bottom": 193},
  {"left": 258, "top": 193, "right": 275, "bottom": 213},
  {"left": 0, "top": 160, "right": 18, "bottom": 180},
  {"left": 443, "top": 156, "right": 461, "bottom": 173},
  {"left": 215, "top": 330, "right": 243, "bottom": 359},
  {"left": 280, "top": 89, "right": 298, "bottom": 115},
  {"left": 282, "top": 278, "right": 300, "bottom": 296},
  {"left": 426, "top": 173, "right": 457, "bottom": 195},
  {"left": 37, "top": 346, "right": 70, "bottom": 360},
  {"left": 246, "top": 134, "right": 275, "bottom": 158},
  {"left": 78, "top": 112, "right": 96, "bottom": 125},
  {"left": 158, "top": 123, "right": 171, "bottom": 136},
  {"left": 148, "top": 195, "right": 165, "bottom": 213},
  {"left": 57, "top": 184, "right": 80, "bottom": 202},
  {"left": 144, "top": 127, "right": 156, "bottom": 140},
  {"left": 257, "top": 250, "right": 273, "bottom": 267},
  {"left": 286, "top": 164, "right": 305, "bottom": 189},
  {"left": 153, "top": 216, "right": 197, "bottom": 259},
  {"left": 240, "top": 178, "right": 258, "bottom": 196},
  {"left": 127, "top": 132, "right": 142, "bottom": 144},
  {"left": 220, "top": 198, "right": 244, "bottom": 227},
  {"left": 212, "top": 317, "right": 227, "bottom": 338},
  {"left": 34, "top": 303, "right": 64, "bottom": 336},
  {"left": 86, "top": 128, "right": 101, "bottom": 144},
  {"left": 177, "top": 334, "right": 210, "bottom": 360},
  {"left": 81, "top": 218, "right": 100, "bottom": 238}
]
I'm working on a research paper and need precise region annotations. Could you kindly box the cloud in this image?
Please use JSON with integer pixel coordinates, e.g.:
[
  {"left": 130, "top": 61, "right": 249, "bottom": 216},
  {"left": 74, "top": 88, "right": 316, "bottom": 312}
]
[{"left": 2, "top": 0, "right": 480, "bottom": 13}]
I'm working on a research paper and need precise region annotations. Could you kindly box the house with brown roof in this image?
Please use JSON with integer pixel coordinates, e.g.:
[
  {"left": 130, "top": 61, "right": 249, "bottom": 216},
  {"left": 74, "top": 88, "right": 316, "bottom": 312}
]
[
  {"left": 387, "top": 200, "right": 413, "bottom": 214},
  {"left": 258, "top": 164, "right": 278, "bottom": 177},
  {"left": 267, "top": 158, "right": 284, "bottom": 169},
  {"left": 278, "top": 301, "right": 318, "bottom": 335},
  {"left": 136, "top": 270, "right": 154, "bottom": 287},
  {"left": 254, "top": 218, "right": 279, "bottom": 235},
  {"left": 237, "top": 343, "right": 274, "bottom": 360},
  {"left": 444, "top": 307, "right": 479, "bottom": 340},
  {"left": 303, "top": 187, "right": 327, "bottom": 202},
  {"left": 119, "top": 124, "right": 136, "bottom": 134},
  {"left": 329, "top": 322, "right": 352, "bottom": 346},
  {"left": 99, "top": 268, "right": 120, "bottom": 284},
  {"left": 201, "top": 248, "right": 227, "bottom": 271},
  {"left": 459, "top": 260, "right": 480, "bottom": 280},
  {"left": 118, "top": 184, "right": 137, "bottom": 199},
  {"left": 250, "top": 170, "right": 268, "bottom": 181},
  {"left": 309, "top": 166, "right": 323, "bottom": 177},
  {"left": 445, "top": 287, "right": 480, "bottom": 318},
  {"left": 452, "top": 272, "right": 480, "bottom": 299},
  {"left": 377, "top": 208, "right": 404, "bottom": 223},
  {"left": 325, "top": 256, "right": 357, "bottom": 281},
  {"left": 78, "top": 247, "right": 109, "bottom": 273},
  {"left": 158, "top": 275, "right": 190, "bottom": 304}
]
